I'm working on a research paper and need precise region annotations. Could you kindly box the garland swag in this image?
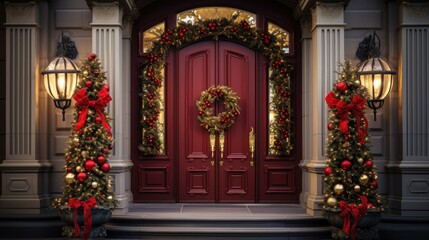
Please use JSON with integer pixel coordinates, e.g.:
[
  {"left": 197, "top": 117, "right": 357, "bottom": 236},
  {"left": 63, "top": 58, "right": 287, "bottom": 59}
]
[{"left": 139, "top": 16, "right": 294, "bottom": 155}]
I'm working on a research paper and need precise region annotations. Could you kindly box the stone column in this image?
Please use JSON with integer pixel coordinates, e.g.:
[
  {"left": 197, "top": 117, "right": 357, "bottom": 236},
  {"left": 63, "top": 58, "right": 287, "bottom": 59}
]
[
  {"left": 0, "top": 1, "right": 51, "bottom": 214},
  {"left": 90, "top": 1, "right": 133, "bottom": 214},
  {"left": 306, "top": 1, "right": 345, "bottom": 216},
  {"left": 387, "top": 1, "right": 429, "bottom": 217}
]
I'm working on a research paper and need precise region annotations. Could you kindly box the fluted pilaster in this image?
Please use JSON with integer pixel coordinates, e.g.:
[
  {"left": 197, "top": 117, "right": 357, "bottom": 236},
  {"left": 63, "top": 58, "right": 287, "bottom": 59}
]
[
  {"left": 306, "top": 1, "right": 345, "bottom": 216},
  {"left": 0, "top": 1, "right": 51, "bottom": 214}
]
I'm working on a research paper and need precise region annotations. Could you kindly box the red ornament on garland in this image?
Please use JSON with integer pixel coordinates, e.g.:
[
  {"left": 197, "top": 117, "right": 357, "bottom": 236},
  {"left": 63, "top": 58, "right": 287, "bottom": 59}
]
[
  {"left": 85, "top": 81, "right": 92, "bottom": 88},
  {"left": 336, "top": 81, "right": 348, "bottom": 93},
  {"left": 324, "top": 166, "right": 332, "bottom": 176},
  {"left": 365, "top": 160, "right": 374, "bottom": 168},
  {"left": 84, "top": 160, "right": 96, "bottom": 172},
  {"left": 77, "top": 172, "right": 88, "bottom": 182},
  {"left": 341, "top": 160, "right": 352, "bottom": 170},
  {"left": 103, "top": 84, "right": 110, "bottom": 92},
  {"left": 101, "top": 163, "right": 110, "bottom": 173},
  {"left": 97, "top": 156, "right": 106, "bottom": 163},
  {"left": 66, "top": 167, "right": 72, "bottom": 172},
  {"left": 95, "top": 117, "right": 102, "bottom": 124},
  {"left": 328, "top": 122, "right": 333, "bottom": 131},
  {"left": 371, "top": 181, "right": 378, "bottom": 189}
]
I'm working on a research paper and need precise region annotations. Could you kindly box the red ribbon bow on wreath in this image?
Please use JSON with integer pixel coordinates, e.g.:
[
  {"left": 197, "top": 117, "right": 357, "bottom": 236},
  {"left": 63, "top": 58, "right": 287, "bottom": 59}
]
[
  {"left": 325, "top": 91, "right": 368, "bottom": 145},
  {"left": 69, "top": 197, "right": 98, "bottom": 240},
  {"left": 73, "top": 88, "right": 112, "bottom": 136},
  {"left": 339, "top": 195, "right": 368, "bottom": 239}
]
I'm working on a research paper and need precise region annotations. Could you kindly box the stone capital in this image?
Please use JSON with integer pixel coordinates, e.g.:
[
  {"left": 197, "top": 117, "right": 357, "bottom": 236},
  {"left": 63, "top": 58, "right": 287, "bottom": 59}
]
[
  {"left": 311, "top": 2, "right": 346, "bottom": 30},
  {"left": 400, "top": 2, "right": 429, "bottom": 26},
  {"left": 4, "top": 1, "right": 39, "bottom": 26},
  {"left": 90, "top": 1, "right": 123, "bottom": 26}
]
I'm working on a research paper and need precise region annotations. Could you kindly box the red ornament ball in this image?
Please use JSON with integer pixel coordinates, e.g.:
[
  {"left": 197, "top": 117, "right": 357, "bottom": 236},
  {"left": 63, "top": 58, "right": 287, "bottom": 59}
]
[
  {"left": 367, "top": 203, "right": 374, "bottom": 209},
  {"left": 84, "top": 160, "right": 96, "bottom": 172},
  {"left": 97, "top": 156, "right": 106, "bottom": 163},
  {"left": 95, "top": 117, "right": 102, "bottom": 124},
  {"left": 66, "top": 167, "right": 72, "bottom": 172},
  {"left": 365, "top": 160, "right": 374, "bottom": 168},
  {"left": 324, "top": 166, "right": 332, "bottom": 176},
  {"left": 341, "top": 160, "right": 352, "bottom": 170},
  {"left": 85, "top": 81, "right": 93, "bottom": 88},
  {"left": 77, "top": 172, "right": 88, "bottom": 182},
  {"left": 371, "top": 181, "right": 378, "bottom": 189},
  {"left": 336, "top": 82, "right": 348, "bottom": 93},
  {"left": 103, "top": 84, "right": 110, "bottom": 92},
  {"left": 108, "top": 144, "right": 113, "bottom": 150},
  {"left": 328, "top": 123, "right": 333, "bottom": 131},
  {"left": 101, "top": 163, "right": 110, "bottom": 172}
]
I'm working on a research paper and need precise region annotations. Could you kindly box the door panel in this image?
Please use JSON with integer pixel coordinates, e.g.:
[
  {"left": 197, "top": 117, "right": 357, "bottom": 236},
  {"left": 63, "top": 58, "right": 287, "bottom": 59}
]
[
  {"left": 178, "top": 42, "right": 216, "bottom": 202},
  {"left": 178, "top": 41, "right": 256, "bottom": 202},
  {"left": 218, "top": 42, "right": 256, "bottom": 202}
]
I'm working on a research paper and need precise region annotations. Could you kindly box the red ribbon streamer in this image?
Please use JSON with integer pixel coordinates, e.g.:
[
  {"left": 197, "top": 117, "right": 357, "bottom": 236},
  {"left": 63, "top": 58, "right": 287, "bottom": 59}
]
[
  {"left": 73, "top": 88, "right": 112, "bottom": 136},
  {"left": 325, "top": 91, "right": 368, "bottom": 145},
  {"left": 69, "top": 197, "right": 98, "bottom": 240},
  {"left": 339, "top": 196, "right": 368, "bottom": 239}
]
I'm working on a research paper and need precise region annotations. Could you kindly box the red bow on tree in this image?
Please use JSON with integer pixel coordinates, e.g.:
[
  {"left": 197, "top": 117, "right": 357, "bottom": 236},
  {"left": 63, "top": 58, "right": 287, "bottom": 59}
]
[
  {"left": 339, "top": 196, "right": 368, "bottom": 239},
  {"left": 73, "top": 88, "right": 112, "bottom": 136},
  {"left": 69, "top": 197, "right": 98, "bottom": 240},
  {"left": 325, "top": 91, "right": 368, "bottom": 145}
]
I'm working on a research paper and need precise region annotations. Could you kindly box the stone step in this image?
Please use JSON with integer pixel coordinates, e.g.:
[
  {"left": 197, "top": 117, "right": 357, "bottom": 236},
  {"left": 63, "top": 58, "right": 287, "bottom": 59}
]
[{"left": 105, "top": 214, "right": 332, "bottom": 239}]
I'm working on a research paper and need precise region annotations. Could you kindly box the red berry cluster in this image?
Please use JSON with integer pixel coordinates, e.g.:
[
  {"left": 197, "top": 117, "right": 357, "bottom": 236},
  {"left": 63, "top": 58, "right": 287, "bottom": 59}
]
[
  {"left": 199, "top": 27, "right": 208, "bottom": 35},
  {"left": 239, "top": 20, "right": 251, "bottom": 30},
  {"left": 145, "top": 111, "right": 159, "bottom": 127},
  {"left": 179, "top": 26, "right": 189, "bottom": 38},
  {"left": 230, "top": 25, "right": 239, "bottom": 33},
  {"left": 271, "top": 58, "right": 283, "bottom": 68},
  {"left": 147, "top": 53, "right": 158, "bottom": 65},
  {"left": 161, "top": 31, "right": 172, "bottom": 43},
  {"left": 207, "top": 22, "right": 217, "bottom": 31},
  {"left": 260, "top": 33, "right": 272, "bottom": 45}
]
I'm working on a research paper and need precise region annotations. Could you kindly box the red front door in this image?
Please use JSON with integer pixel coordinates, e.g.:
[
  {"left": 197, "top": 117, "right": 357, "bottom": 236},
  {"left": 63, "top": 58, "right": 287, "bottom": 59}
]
[{"left": 178, "top": 41, "right": 256, "bottom": 202}]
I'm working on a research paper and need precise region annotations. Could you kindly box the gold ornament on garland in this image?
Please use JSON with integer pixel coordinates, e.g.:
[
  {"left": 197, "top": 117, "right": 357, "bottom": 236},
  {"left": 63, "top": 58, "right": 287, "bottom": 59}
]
[
  {"left": 91, "top": 182, "right": 98, "bottom": 188},
  {"left": 138, "top": 15, "right": 294, "bottom": 155},
  {"left": 196, "top": 85, "right": 240, "bottom": 133}
]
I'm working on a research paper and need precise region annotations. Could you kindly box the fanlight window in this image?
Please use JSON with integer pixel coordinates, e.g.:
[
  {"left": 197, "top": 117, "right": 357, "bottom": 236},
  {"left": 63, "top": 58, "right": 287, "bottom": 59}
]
[
  {"left": 268, "top": 22, "right": 290, "bottom": 54},
  {"left": 177, "top": 7, "right": 256, "bottom": 27},
  {"left": 142, "top": 22, "right": 165, "bottom": 53}
]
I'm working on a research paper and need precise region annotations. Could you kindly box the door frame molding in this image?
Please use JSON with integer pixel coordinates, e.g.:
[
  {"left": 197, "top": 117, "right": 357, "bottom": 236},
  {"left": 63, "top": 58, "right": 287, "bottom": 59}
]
[{"left": 131, "top": 0, "right": 302, "bottom": 203}]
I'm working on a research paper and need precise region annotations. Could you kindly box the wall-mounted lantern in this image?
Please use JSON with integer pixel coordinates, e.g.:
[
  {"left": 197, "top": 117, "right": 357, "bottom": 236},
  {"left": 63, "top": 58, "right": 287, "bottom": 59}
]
[
  {"left": 356, "top": 30, "right": 396, "bottom": 121},
  {"left": 41, "top": 32, "right": 80, "bottom": 121}
]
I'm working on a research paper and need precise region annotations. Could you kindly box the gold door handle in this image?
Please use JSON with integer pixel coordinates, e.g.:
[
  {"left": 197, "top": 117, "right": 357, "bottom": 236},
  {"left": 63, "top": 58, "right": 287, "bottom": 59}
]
[
  {"left": 210, "top": 133, "right": 216, "bottom": 166},
  {"left": 249, "top": 127, "right": 255, "bottom": 167},
  {"left": 219, "top": 131, "right": 224, "bottom": 167}
]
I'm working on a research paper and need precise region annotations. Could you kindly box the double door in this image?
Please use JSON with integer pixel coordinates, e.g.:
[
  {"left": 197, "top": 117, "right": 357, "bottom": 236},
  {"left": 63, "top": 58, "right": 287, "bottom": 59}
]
[{"left": 178, "top": 41, "right": 256, "bottom": 202}]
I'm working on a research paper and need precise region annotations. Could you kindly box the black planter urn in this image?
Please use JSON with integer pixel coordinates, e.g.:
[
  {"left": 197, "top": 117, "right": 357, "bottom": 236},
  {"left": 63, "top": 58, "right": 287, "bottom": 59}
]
[
  {"left": 325, "top": 209, "right": 382, "bottom": 240},
  {"left": 58, "top": 206, "right": 112, "bottom": 239}
]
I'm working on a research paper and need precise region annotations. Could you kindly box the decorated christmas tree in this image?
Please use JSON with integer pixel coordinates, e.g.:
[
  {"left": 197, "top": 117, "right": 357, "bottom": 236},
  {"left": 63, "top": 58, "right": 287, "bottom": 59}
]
[
  {"left": 323, "top": 60, "right": 384, "bottom": 239},
  {"left": 52, "top": 53, "right": 116, "bottom": 238}
]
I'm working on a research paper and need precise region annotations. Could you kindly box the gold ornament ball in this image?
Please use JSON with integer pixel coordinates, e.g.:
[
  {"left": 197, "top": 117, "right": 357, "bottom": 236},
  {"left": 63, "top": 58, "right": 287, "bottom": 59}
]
[
  {"left": 91, "top": 182, "right": 98, "bottom": 188},
  {"left": 354, "top": 185, "right": 361, "bottom": 192},
  {"left": 65, "top": 173, "right": 75, "bottom": 184},
  {"left": 76, "top": 166, "right": 82, "bottom": 172},
  {"left": 354, "top": 79, "right": 361, "bottom": 87},
  {"left": 359, "top": 174, "right": 369, "bottom": 185},
  {"left": 334, "top": 183, "right": 344, "bottom": 195},
  {"left": 107, "top": 195, "right": 113, "bottom": 200},
  {"left": 357, "top": 158, "right": 364, "bottom": 165},
  {"left": 81, "top": 151, "right": 88, "bottom": 157},
  {"left": 327, "top": 197, "right": 338, "bottom": 207},
  {"left": 342, "top": 142, "right": 350, "bottom": 148},
  {"left": 73, "top": 138, "right": 79, "bottom": 143}
]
